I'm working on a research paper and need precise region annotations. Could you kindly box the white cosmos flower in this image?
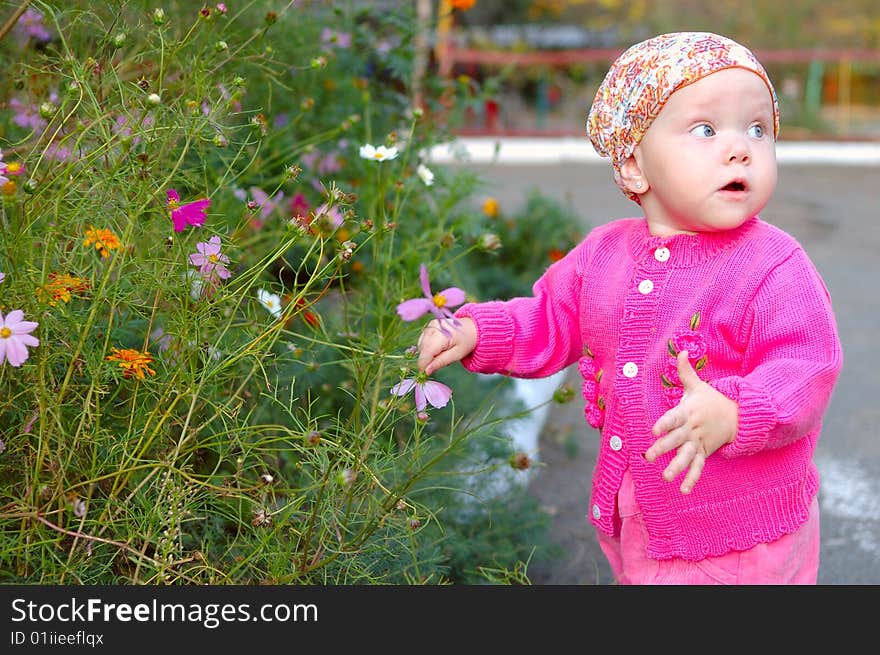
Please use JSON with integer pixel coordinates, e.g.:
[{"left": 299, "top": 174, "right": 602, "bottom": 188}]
[
  {"left": 359, "top": 143, "right": 399, "bottom": 162},
  {"left": 257, "top": 288, "right": 283, "bottom": 318},
  {"left": 416, "top": 163, "right": 434, "bottom": 186}
]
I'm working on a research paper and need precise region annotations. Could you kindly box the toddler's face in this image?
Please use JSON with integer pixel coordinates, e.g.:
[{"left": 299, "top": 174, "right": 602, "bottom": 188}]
[{"left": 631, "top": 68, "right": 777, "bottom": 236}]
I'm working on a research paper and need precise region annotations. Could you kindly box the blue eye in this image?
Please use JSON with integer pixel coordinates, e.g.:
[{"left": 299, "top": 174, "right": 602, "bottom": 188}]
[
  {"left": 748, "top": 124, "right": 765, "bottom": 138},
  {"left": 690, "top": 124, "right": 715, "bottom": 137}
]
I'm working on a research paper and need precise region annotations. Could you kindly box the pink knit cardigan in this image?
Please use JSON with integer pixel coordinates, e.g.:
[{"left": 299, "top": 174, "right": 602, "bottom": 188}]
[{"left": 455, "top": 216, "right": 842, "bottom": 561}]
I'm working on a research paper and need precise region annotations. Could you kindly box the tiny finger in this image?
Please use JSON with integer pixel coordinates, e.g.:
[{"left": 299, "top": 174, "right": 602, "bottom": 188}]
[{"left": 679, "top": 452, "right": 706, "bottom": 494}]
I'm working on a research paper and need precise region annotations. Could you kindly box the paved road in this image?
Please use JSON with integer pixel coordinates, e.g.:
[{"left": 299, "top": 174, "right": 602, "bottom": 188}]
[{"left": 449, "top": 158, "right": 880, "bottom": 584}]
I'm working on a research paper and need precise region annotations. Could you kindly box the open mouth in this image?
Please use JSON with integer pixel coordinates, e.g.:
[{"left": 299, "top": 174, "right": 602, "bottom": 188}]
[{"left": 721, "top": 180, "right": 747, "bottom": 192}]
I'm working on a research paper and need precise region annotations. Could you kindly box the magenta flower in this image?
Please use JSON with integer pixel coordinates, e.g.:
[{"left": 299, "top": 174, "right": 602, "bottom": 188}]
[
  {"left": 390, "top": 372, "right": 452, "bottom": 412},
  {"left": 167, "top": 188, "right": 211, "bottom": 232},
  {"left": 0, "top": 310, "right": 39, "bottom": 367},
  {"left": 396, "top": 264, "right": 466, "bottom": 331},
  {"left": 189, "top": 235, "right": 231, "bottom": 282}
]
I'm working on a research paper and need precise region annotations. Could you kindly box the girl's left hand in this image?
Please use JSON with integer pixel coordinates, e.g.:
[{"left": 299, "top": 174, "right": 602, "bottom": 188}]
[{"left": 646, "top": 350, "right": 738, "bottom": 494}]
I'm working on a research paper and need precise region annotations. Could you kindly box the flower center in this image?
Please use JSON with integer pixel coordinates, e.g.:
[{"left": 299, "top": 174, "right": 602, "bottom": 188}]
[
  {"left": 432, "top": 293, "right": 446, "bottom": 308},
  {"left": 0, "top": 327, "right": 11, "bottom": 339},
  {"left": 208, "top": 253, "right": 218, "bottom": 263},
  {"left": 168, "top": 200, "right": 179, "bottom": 211}
]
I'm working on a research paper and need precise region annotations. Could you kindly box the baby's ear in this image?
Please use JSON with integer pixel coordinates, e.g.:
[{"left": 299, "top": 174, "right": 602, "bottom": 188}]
[{"left": 619, "top": 154, "right": 648, "bottom": 196}]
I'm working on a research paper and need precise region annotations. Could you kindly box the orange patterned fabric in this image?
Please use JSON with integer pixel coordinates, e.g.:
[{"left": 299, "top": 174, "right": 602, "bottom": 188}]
[{"left": 587, "top": 32, "right": 779, "bottom": 202}]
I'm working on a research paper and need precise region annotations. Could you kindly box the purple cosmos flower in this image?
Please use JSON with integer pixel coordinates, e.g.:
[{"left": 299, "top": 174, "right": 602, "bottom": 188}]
[
  {"left": 396, "top": 265, "right": 465, "bottom": 334},
  {"left": 0, "top": 310, "right": 40, "bottom": 367},
  {"left": 390, "top": 373, "right": 452, "bottom": 412},
  {"left": 15, "top": 8, "right": 52, "bottom": 42},
  {"left": 189, "top": 235, "right": 231, "bottom": 282},
  {"left": 321, "top": 28, "right": 352, "bottom": 49},
  {"left": 0, "top": 272, "right": 5, "bottom": 284},
  {"left": 167, "top": 188, "right": 211, "bottom": 232},
  {"left": 10, "top": 97, "right": 46, "bottom": 131}
]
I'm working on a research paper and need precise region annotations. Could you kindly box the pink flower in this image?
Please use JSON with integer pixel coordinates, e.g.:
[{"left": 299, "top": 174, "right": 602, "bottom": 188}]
[
  {"left": 167, "top": 188, "right": 211, "bottom": 232},
  {"left": 670, "top": 330, "right": 707, "bottom": 362},
  {"left": 663, "top": 384, "right": 684, "bottom": 407},
  {"left": 290, "top": 193, "right": 310, "bottom": 217},
  {"left": 580, "top": 377, "right": 598, "bottom": 401},
  {"left": 390, "top": 373, "right": 452, "bottom": 412},
  {"left": 0, "top": 310, "right": 39, "bottom": 367},
  {"left": 396, "top": 264, "right": 466, "bottom": 332},
  {"left": 189, "top": 235, "right": 231, "bottom": 282},
  {"left": 583, "top": 401, "right": 604, "bottom": 429}
]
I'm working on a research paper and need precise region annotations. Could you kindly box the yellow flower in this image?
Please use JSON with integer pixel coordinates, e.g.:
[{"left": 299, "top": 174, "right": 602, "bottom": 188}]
[
  {"left": 83, "top": 226, "right": 121, "bottom": 258},
  {"left": 481, "top": 197, "right": 499, "bottom": 218},
  {"left": 37, "top": 273, "right": 90, "bottom": 306},
  {"left": 106, "top": 347, "right": 156, "bottom": 380}
]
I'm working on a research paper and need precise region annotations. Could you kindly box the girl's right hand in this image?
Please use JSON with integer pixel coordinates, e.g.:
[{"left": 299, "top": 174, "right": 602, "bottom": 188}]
[{"left": 416, "top": 317, "right": 477, "bottom": 375}]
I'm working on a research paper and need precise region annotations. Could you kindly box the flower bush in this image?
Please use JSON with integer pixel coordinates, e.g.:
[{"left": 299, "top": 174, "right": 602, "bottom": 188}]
[{"left": 0, "top": 1, "right": 566, "bottom": 584}]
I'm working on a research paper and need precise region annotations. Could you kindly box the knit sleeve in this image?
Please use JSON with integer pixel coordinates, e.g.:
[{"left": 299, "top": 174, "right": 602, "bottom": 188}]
[
  {"left": 710, "top": 249, "right": 842, "bottom": 458},
  {"left": 454, "top": 240, "right": 589, "bottom": 379}
]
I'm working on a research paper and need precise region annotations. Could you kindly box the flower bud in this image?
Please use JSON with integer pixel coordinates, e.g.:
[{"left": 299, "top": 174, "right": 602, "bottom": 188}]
[
  {"left": 215, "top": 40, "right": 228, "bottom": 52},
  {"left": 23, "top": 179, "right": 38, "bottom": 194},
  {"left": 478, "top": 232, "right": 502, "bottom": 251},
  {"left": 146, "top": 93, "right": 161, "bottom": 106},
  {"left": 113, "top": 32, "right": 127, "bottom": 47},
  {"left": 212, "top": 133, "right": 228, "bottom": 147},
  {"left": 153, "top": 8, "right": 166, "bottom": 25},
  {"left": 509, "top": 452, "right": 532, "bottom": 471},
  {"left": 553, "top": 384, "right": 575, "bottom": 404},
  {"left": 337, "top": 468, "right": 356, "bottom": 487},
  {"left": 38, "top": 102, "right": 56, "bottom": 120}
]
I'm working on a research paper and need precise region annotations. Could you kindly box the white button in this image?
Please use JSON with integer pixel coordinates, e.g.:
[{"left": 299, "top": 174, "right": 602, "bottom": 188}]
[
  {"left": 638, "top": 279, "right": 654, "bottom": 294},
  {"left": 654, "top": 247, "right": 670, "bottom": 262},
  {"left": 623, "top": 362, "right": 638, "bottom": 378},
  {"left": 592, "top": 504, "right": 601, "bottom": 519},
  {"left": 609, "top": 435, "right": 623, "bottom": 451}
]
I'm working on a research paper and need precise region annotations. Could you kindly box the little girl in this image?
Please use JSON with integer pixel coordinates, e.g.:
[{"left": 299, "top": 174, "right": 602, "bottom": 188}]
[{"left": 416, "top": 32, "right": 843, "bottom": 584}]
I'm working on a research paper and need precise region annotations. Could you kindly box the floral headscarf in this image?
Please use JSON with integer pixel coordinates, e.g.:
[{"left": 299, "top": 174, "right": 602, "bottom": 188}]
[{"left": 587, "top": 32, "right": 779, "bottom": 203}]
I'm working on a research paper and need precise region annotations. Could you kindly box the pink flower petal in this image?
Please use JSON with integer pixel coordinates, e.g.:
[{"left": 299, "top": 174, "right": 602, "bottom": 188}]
[
  {"left": 418, "top": 264, "right": 432, "bottom": 298},
  {"left": 396, "top": 298, "right": 433, "bottom": 321},
  {"left": 5, "top": 337, "right": 28, "bottom": 366},
  {"left": 390, "top": 378, "right": 416, "bottom": 397},
  {"left": 438, "top": 287, "right": 465, "bottom": 307},
  {"left": 413, "top": 384, "right": 427, "bottom": 411},
  {"left": 422, "top": 380, "right": 452, "bottom": 409}
]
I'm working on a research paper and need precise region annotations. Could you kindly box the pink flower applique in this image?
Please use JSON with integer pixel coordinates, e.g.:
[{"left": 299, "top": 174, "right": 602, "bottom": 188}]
[
  {"left": 660, "top": 311, "right": 709, "bottom": 407},
  {"left": 578, "top": 346, "right": 605, "bottom": 429}
]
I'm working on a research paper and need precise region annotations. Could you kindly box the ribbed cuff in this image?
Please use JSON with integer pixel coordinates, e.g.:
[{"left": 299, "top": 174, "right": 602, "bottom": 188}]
[
  {"left": 454, "top": 302, "right": 516, "bottom": 374},
  {"left": 711, "top": 376, "right": 778, "bottom": 458}
]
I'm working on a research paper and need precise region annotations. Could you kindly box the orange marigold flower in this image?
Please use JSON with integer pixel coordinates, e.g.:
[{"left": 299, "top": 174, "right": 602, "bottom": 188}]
[
  {"left": 38, "top": 273, "right": 90, "bottom": 306},
  {"left": 481, "top": 197, "right": 499, "bottom": 218},
  {"left": 106, "top": 347, "right": 156, "bottom": 379},
  {"left": 450, "top": 0, "right": 476, "bottom": 11},
  {"left": 83, "top": 226, "right": 121, "bottom": 258}
]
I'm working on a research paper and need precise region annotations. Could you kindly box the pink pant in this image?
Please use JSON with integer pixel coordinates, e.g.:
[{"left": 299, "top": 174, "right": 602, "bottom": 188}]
[{"left": 596, "top": 469, "right": 820, "bottom": 585}]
